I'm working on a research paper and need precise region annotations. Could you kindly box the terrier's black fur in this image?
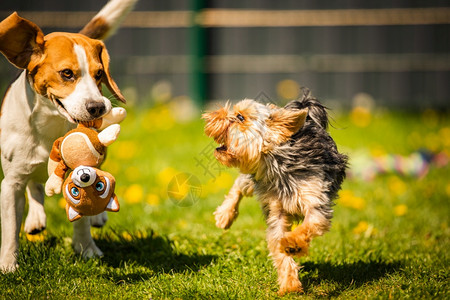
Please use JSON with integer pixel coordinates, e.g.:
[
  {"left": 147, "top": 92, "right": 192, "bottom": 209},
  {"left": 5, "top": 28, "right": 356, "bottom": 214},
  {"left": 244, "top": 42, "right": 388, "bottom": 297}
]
[{"left": 254, "top": 92, "right": 348, "bottom": 219}]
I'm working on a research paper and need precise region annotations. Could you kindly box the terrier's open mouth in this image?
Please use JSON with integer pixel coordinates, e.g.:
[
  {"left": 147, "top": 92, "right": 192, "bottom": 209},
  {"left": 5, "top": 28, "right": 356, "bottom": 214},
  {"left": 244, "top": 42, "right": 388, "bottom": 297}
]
[{"left": 216, "top": 144, "right": 227, "bottom": 151}]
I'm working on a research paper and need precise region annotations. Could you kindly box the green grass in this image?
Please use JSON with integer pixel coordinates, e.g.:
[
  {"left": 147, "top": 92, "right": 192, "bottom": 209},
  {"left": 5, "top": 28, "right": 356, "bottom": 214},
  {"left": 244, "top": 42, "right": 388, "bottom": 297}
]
[{"left": 0, "top": 104, "right": 449, "bottom": 299}]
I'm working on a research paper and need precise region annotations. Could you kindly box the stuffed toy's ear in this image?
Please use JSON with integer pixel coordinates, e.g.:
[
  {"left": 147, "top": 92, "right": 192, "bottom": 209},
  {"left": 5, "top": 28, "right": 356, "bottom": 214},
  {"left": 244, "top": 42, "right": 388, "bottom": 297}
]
[
  {"left": 0, "top": 12, "right": 44, "bottom": 69},
  {"left": 66, "top": 204, "right": 82, "bottom": 222},
  {"left": 264, "top": 108, "right": 308, "bottom": 150},
  {"left": 105, "top": 194, "right": 120, "bottom": 212}
]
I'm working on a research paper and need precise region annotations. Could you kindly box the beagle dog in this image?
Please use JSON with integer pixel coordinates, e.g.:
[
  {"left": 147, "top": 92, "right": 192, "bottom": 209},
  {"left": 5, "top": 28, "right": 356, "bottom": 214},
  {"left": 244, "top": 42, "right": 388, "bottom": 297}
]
[{"left": 0, "top": 0, "right": 136, "bottom": 272}]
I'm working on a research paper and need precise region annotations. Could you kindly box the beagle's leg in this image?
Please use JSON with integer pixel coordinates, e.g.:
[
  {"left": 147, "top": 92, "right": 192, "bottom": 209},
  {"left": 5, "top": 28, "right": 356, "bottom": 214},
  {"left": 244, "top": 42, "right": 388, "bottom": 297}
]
[
  {"left": 0, "top": 176, "right": 27, "bottom": 272},
  {"left": 214, "top": 173, "right": 254, "bottom": 229},
  {"left": 24, "top": 181, "right": 47, "bottom": 235},
  {"left": 72, "top": 217, "right": 103, "bottom": 258}
]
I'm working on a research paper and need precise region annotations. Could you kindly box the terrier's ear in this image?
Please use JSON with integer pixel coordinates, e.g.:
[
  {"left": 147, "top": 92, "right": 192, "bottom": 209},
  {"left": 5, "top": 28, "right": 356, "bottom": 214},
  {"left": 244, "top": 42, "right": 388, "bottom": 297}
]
[
  {"left": 265, "top": 108, "right": 308, "bottom": 148},
  {"left": 0, "top": 12, "right": 44, "bottom": 69}
]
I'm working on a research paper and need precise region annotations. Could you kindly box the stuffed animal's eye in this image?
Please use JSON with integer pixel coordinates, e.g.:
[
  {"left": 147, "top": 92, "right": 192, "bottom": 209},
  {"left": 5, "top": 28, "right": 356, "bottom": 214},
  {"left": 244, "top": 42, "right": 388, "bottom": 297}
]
[
  {"left": 96, "top": 181, "right": 105, "bottom": 192},
  {"left": 71, "top": 187, "right": 80, "bottom": 197},
  {"left": 236, "top": 114, "right": 245, "bottom": 122},
  {"left": 60, "top": 69, "right": 74, "bottom": 80}
]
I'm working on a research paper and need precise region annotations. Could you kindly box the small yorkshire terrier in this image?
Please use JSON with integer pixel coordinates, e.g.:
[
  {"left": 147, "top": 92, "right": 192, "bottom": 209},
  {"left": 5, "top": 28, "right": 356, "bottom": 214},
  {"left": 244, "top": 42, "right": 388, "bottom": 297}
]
[{"left": 202, "top": 91, "right": 348, "bottom": 294}]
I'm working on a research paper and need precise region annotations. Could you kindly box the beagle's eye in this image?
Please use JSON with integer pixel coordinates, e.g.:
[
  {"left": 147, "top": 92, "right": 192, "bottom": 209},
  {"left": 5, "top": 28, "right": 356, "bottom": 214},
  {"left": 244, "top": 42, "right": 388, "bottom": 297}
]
[
  {"left": 94, "top": 69, "right": 103, "bottom": 80},
  {"left": 236, "top": 113, "right": 245, "bottom": 122},
  {"left": 95, "top": 181, "right": 105, "bottom": 192},
  {"left": 60, "top": 69, "right": 74, "bottom": 80},
  {"left": 70, "top": 187, "right": 80, "bottom": 197}
]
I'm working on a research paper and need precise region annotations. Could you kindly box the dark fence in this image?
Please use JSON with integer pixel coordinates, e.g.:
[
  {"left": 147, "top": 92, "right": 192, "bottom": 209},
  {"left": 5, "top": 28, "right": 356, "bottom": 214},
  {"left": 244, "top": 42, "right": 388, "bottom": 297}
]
[{"left": 0, "top": 0, "right": 449, "bottom": 109}]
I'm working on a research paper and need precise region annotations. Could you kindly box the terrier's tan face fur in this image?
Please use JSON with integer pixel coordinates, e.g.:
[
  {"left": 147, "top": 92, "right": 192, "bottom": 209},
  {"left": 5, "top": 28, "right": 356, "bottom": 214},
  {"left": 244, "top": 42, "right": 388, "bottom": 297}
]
[{"left": 203, "top": 99, "right": 308, "bottom": 174}]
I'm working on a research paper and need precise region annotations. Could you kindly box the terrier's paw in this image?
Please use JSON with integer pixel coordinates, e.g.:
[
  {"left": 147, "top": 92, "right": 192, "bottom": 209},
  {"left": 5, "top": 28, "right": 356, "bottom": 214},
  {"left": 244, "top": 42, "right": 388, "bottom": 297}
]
[
  {"left": 24, "top": 207, "right": 47, "bottom": 235},
  {"left": 90, "top": 212, "right": 108, "bottom": 228},
  {"left": 279, "top": 231, "right": 310, "bottom": 257},
  {"left": 278, "top": 279, "right": 304, "bottom": 296},
  {"left": 214, "top": 205, "right": 238, "bottom": 229},
  {"left": 73, "top": 239, "right": 104, "bottom": 258}
]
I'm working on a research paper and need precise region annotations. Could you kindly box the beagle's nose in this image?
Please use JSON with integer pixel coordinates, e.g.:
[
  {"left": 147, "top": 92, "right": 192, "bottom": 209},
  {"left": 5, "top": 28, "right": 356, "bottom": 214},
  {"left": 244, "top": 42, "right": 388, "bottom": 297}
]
[{"left": 86, "top": 101, "right": 106, "bottom": 118}]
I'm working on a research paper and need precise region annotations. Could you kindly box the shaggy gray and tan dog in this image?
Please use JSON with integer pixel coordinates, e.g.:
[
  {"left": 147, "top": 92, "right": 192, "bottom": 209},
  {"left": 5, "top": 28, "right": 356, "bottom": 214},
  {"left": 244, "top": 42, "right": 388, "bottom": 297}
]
[{"left": 203, "top": 92, "right": 348, "bottom": 294}]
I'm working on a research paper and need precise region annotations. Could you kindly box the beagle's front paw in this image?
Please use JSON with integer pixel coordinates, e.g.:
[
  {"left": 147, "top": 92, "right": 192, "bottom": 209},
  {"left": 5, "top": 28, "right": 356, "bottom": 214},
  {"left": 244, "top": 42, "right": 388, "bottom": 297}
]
[
  {"left": 0, "top": 258, "right": 18, "bottom": 274},
  {"left": 24, "top": 205, "right": 47, "bottom": 235}
]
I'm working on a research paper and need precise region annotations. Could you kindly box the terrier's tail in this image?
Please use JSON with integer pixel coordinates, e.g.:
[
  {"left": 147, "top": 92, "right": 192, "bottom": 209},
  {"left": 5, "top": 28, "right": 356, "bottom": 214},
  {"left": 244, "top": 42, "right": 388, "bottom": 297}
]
[
  {"left": 284, "top": 90, "right": 329, "bottom": 130},
  {"left": 80, "top": 0, "right": 137, "bottom": 40}
]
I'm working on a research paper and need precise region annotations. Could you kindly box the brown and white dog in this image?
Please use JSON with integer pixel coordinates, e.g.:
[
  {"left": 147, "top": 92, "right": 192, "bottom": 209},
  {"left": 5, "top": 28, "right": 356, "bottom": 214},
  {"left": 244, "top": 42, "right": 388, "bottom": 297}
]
[{"left": 0, "top": 0, "right": 136, "bottom": 272}]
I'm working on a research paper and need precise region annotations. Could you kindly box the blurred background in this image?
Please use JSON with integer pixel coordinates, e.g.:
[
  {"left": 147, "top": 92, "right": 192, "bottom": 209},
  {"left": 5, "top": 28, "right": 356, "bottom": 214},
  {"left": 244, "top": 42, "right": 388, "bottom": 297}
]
[
  {"left": 0, "top": 0, "right": 449, "bottom": 110},
  {"left": 0, "top": 4, "right": 449, "bottom": 296}
]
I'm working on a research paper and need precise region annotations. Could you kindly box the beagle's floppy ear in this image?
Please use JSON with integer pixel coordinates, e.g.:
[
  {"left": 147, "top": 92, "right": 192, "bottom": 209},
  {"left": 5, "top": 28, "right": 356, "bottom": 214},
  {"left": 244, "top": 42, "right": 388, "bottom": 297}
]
[
  {"left": 97, "top": 41, "right": 126, "bottom": 103},
  {"left": 264, "top": 108, "right": 308, "bottom": 149},
  {"left": 0, "top": 12, "right": 44, "bottom": 69}
]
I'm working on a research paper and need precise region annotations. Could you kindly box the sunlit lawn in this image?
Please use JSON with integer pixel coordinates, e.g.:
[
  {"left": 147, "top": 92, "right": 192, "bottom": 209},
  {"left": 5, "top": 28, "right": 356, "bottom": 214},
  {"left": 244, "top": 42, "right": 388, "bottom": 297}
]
[{"left": 0, "top": 101, "right": 448, "bottom": 299}]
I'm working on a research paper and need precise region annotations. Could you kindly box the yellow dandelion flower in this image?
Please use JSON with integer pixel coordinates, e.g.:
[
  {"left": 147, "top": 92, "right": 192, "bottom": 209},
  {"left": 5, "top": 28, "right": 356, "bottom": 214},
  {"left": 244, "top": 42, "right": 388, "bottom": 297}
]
[
  {"left": 425, "top": 133, "right": 440, "bottom": 152},
  {"left": 26, "top": 232, "right": 45, "bottom": 242},
  {"left": 439, "top": 127, "right": 450, "bottom": 148},
  {"left": 142, "top": 106, "right": 175, "bottom": 132},
  {"left": 155, "top": 107, "right": 176, "bottom": 131},
  {"left": 338, "top": 190, "right": 366, "bottom": 210},
  {"left": 113, "top": 140, "right": 139, "bottom": 160},
  {"left": 157, "top": 167, "right": 178, "bottom": 186},
  {"left": 350, "top": 106, "right": 372, "bottom": 128},
  {"left": 388, "top": 176, "right": 407, "bottom": 197},
  {"left": 146, "top": 193, "right": 160, "bottom": 206},
  {"left": 134, "top": 231, "right": 148, "bottom": 239},
  {"left": 370, "top": 146, "right": 386, "bottom": 158},
  {"left": 121, "top": 232, "right": 133, "bottom": 242},
  {"left": 215, "top": 172, "right": 234, "bottom": 190},
  {"left": 394, "top": 204, "right": 408, "bottom": 216},
  {"left": 124, "top": 184, "right": 144, "bottom": 204},
  {"left": 58, "top": 197, "right": 66, "bottom": 209},
  {"left": 177, "top": 220, "right": 188, "bottom": 229},
  {"left": 353, "top": 221, "right": 369, "bottom": 235},
  {"left": 167, "top": 173, "right": 191, "bottom": 201}
]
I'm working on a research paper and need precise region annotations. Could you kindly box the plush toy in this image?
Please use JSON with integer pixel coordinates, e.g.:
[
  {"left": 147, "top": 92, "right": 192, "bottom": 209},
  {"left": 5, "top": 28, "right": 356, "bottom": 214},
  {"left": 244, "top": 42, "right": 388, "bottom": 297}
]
[
  {"left": 45, "top": 107, "right": 125, "bottom": 221},
  {"left": 63, "top": 165, "right": 119, "bottom": 222}
]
